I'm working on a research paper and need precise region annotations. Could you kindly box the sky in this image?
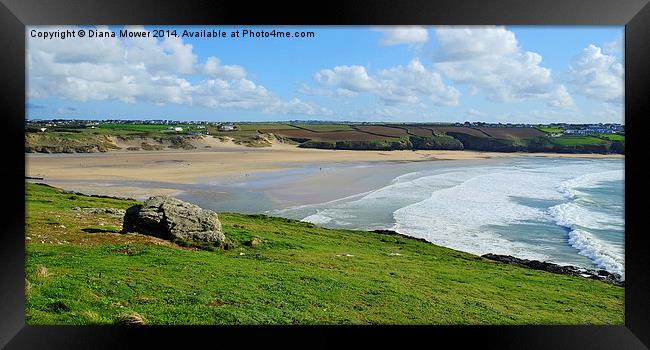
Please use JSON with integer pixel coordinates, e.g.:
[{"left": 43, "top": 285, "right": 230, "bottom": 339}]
[{"left": 26, "top": 25, "right": 624, "bottom": 124}]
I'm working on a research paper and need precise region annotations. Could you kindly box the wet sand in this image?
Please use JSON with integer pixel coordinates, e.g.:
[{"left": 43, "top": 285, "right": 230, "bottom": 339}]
[{"left": 26, "top": 143, "right": 623, "bottom": 199}]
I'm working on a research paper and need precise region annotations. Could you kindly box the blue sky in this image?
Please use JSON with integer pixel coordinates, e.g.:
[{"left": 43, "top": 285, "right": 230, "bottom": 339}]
[{"left": 26, "top": 25, "right": 624, "bottom": 123}]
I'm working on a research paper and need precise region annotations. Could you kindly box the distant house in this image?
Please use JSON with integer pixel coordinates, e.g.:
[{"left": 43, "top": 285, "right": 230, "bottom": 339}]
[
  {"left": 218, "top": 124, "right": 236, "bottom": 131},
  {"left": 173, "top": 127, "right": 184, "bottom": 132},
  {"left": 39, "top": 127, "right": 47, "bottom": 132}
]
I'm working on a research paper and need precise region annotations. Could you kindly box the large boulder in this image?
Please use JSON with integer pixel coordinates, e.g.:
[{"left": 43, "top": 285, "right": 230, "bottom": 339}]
[{"left": 123, "top": 196, "right": 225, "bottom": 246}]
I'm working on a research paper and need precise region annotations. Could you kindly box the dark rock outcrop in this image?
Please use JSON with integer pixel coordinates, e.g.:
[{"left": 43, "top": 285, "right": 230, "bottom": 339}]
[
  {"left": 482, "top": 253, "right": 624, "bottom": 286},
  {"left": 123, "top": 196, "right": 225, "bottom": 247},
  {"left": 372, "top": 229, "right": 430, "bottom": 244}
]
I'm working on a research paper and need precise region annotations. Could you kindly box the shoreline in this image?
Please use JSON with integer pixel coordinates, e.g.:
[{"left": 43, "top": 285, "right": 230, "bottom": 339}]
[
  {"left": 26, "top": 144, "right": 623, "bottom": 181},
  {"left": 25, "top": 181, "right": 624, "bottom": 287},
  {"left": 25, "top": 153, "right": 625, "bottom": 282},
  {"left": 25, "top": 145, "right": 624, "bottom": 200}
]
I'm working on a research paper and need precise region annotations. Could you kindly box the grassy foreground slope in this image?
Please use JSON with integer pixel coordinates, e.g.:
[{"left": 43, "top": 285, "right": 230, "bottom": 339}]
[{"left": 25, "top": 183, "right": 624, "bottom": 325}]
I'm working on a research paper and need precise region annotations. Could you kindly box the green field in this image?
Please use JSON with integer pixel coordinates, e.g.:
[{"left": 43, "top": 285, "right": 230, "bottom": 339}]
[
  {"left": 598, "top": 134, "right": 625, "bottom": 142},
  {"left": 538, "top": 127, "right": 564, "bottom": 133},
  {"left": 551, "top": 136, "right": 607, "bottom": 146},
  {"left": 25, "top": 183, "right": 624, "bottom": 325},
  {"left": 235, "top": 123, "right": 296, "bottom": 131},
  {"left": 97, "top": 123, "right": 171, "bottom": 132}
]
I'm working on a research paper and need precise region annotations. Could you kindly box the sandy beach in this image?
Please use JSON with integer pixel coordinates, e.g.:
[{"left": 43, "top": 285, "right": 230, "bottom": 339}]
[{"left": 26, "top": 141, "right": 623, "bottom": 198}]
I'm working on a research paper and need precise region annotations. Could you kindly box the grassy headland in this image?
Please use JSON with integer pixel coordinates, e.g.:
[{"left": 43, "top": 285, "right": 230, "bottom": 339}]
[
  {"left": 25, "top": 182, "right": 623, "bottom": 325},
  {"left": 26, "top": 122, "right": 625, "bottom": 154}
]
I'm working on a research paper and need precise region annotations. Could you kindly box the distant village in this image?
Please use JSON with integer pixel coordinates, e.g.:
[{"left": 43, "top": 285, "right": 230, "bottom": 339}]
[
  {"left": 26, "top": 119, "right": 238, "bottom": 133},
  {"left": 452, "top": 121, "right": 624, "bottom": 135},
  {"left": 26, "top": 118, "right": 624, "bottom": 136}
]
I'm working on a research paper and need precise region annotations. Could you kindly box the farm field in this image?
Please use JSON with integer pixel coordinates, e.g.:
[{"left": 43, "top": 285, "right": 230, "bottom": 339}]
[
  {"left": 235, "top": 124, "right": 296, "bottom": 131},
  {"left": 267, "top": 129, "right": 399, "bottom": 142},
  {"left": 538, "top": 127, "right": 564, "bottom": 133},
  {"left": 551, "top": 136, "right": 608, "bottom": 146},
  {"left": 25, "top": 122, "right": 625, "bottom": 155},
  {"left": 597, "top": 134, "right": 625, "bottom": 142},
  {"left": 477, "top": 127, "right": 546, "bottom": 139},
  {"left": 354, "top": 125, "right": 410, "bottom": 138},
  {"left": 425, "top": 126, "right": 490, "bottom": 138},
  {"left": 290, "top": 124, "right": 354, "bottom": 132}
]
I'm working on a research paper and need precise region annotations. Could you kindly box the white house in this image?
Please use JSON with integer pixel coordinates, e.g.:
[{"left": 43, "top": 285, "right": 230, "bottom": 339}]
[
  {"left": 173, "top": 127, "right": 184, "bottom": 132},
  {"left": 218, "top": 124, "right": 235, "bottom": 131},
  {"left": 39, "top": 127, "right": 47, "bottom": 132}
]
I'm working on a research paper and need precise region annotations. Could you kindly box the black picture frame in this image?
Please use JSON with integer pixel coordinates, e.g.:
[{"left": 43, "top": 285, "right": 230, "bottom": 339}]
[{"left": 2, "top": 0, "right": 649, "bottom": 348}]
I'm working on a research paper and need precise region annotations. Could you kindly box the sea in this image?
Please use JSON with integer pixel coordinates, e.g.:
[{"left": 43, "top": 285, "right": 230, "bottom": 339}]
[{"left": 263, "top": 157, "right": 625, "bottom": 279}]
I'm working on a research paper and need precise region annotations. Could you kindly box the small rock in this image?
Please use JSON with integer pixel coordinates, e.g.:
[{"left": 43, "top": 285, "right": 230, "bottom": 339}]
[
  {"left": 388, "top": 252, "right": 402, "bottom": 256},
  {"left": 247, "top": 237, "right": 262, "bottom": 247},
  {"left": 115, "top": 312, "right": 146, "bottom": 325},
  {"left": 336, "top": 253, "right": 354, "bottom": 257}
]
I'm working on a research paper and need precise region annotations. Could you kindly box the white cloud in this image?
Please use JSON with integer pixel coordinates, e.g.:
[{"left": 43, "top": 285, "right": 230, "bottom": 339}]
[
  {"left": 466, "top": 108, "right": 484, "bottom": 117},
  {"left": 433, "top": 26, "right": 570, "bottom": 108},
  {"left": 376, "top": 59, "right": 460, "bottom": 106},
  {"left": 311, "top": 58, "right": 459, "bottom": 107},
  {"left": 298, "top": 84, "right": 359, "bottom": 97},
  {"left": 374, "top": 26, "right": 429, "bottom": 46},
  {"left": 314, "top": 65, "right": 379, "bottom": 92},
  {"left": 546, "top": 85, "right": 575, "bottom": 109},
  {"left": 263, "top": 98, "right": 334, "bottom": 116},
  {"left": 202, "top": 56, "right": 246, "bottom": 80},
  {"left": 603, "top": 35, "right": 623, "bottom": 55},
  {"left": 593, "top": 102, "right": 624, "bottom": 123},
  {"left": 434, "top": 26, "right": 519, "bottom": 61},
  {"left": 27, "top": 25, "right": 331, "bottom": 116},
  {"left": 567, "top": 44, "right": 623, "bottom": 104},
  {"left": 348, "top": 105, "right": 438, "bottom": 121}
]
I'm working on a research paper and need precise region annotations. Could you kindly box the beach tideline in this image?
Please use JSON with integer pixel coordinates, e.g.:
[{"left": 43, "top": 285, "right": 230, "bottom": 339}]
[{"left": 25, "top": 142, "right": 622, "bottom": 198}]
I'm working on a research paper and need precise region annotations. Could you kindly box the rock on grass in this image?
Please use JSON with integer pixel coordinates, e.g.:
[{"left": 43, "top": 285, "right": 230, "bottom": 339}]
[
  {"left": 122, "top": 196, "right": 225, "bottom": 248},
  {"left": 115, "top": 312, "right": 146, "bottom": 325}
]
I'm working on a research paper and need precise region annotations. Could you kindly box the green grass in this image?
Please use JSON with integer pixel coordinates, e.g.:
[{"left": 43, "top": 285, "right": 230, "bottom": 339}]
[
  {"left": 235, "top": 123, "right": 296, "bottom": 131},
  {"left": 26, "top": 123, "right": 212, "bottom": 152},
  {"left": 25, "top": 183, "right": 624, "bottom": 325},
  {"left": 598, "top": 134, "right": 625, "bottom": 142},
  {"left": 538, "top": 127, "right": 564, "bottom": 133},
  {"left": 551, "top": 136, "right": 607, "bottom": 146},
  {"left": 97, "top": 124, "right": 171, "bottom": 132}
]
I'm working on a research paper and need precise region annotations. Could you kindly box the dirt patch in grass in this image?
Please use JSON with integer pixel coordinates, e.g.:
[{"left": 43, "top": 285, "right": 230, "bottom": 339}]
[
  {"left": 35, "top": 265, "right": 49, "bottom": 278},
  {"left": 46, "top": 301, "right": 70, "bottom": 313}
]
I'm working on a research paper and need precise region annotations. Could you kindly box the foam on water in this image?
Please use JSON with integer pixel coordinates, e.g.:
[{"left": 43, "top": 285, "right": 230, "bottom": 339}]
[
  {"left": 392, "top": 168, "right": 564, "bottom": 261},
  {"left": 548, "top": 169, "right": 625, "bottom": 277},
  {"left": 275, "top": 158, "right": 625, "bottom": 276}
]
